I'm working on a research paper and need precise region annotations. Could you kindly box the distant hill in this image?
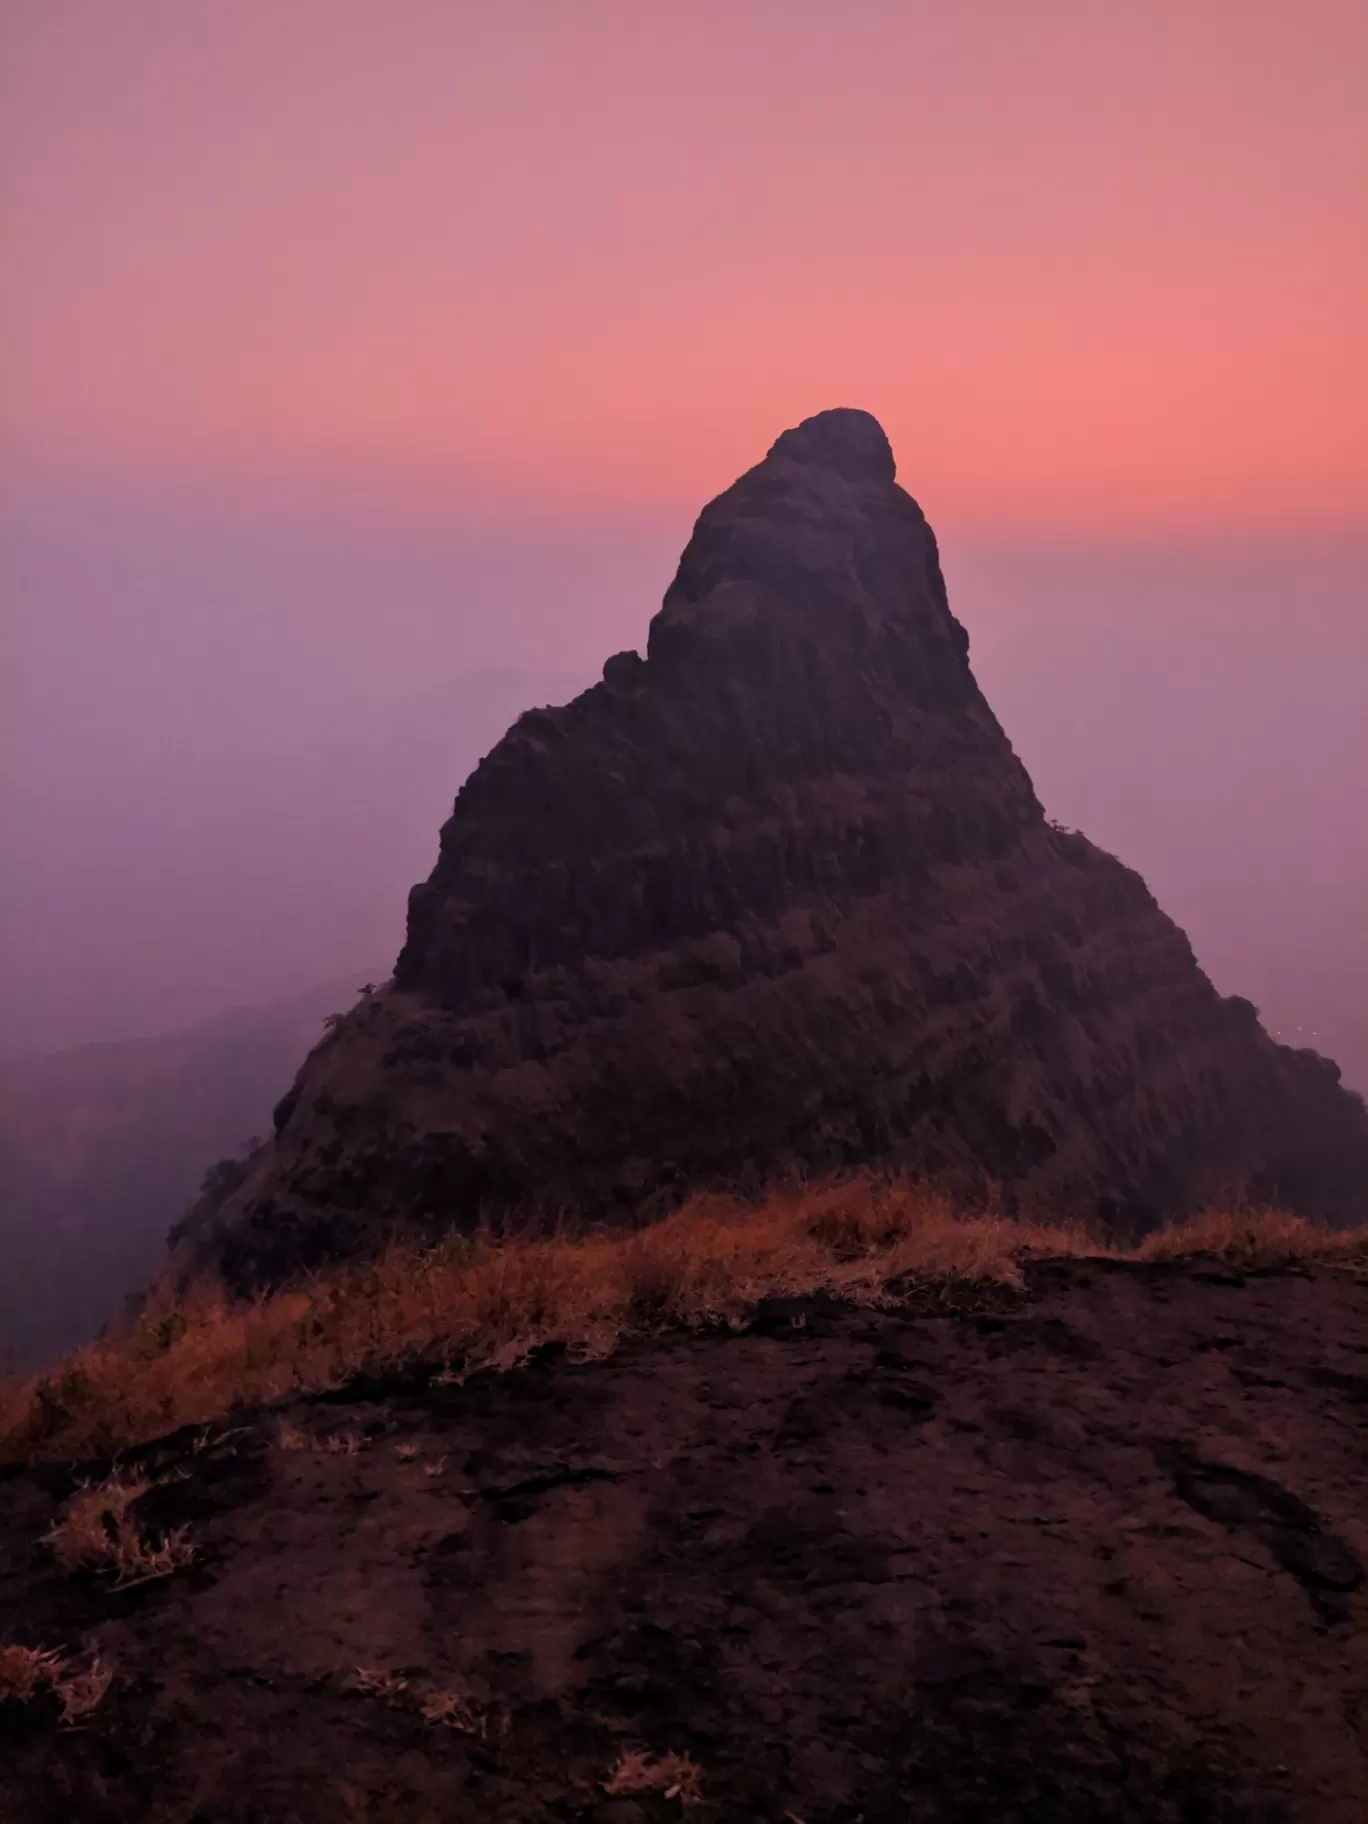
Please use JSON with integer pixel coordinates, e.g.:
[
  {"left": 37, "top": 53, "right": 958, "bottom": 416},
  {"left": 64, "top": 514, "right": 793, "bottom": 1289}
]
[{"left": 0, "top": 972, "right": 381, "bottom": 1367}]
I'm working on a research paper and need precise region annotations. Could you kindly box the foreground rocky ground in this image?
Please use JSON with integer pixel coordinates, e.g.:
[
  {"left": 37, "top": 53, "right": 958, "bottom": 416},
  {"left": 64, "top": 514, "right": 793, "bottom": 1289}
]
[{"left": 4, "top": 1256, "right": 1368, "bottom": 1822}]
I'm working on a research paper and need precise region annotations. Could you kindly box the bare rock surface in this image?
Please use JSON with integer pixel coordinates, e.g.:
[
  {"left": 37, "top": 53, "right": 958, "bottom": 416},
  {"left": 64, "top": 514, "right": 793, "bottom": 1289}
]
[
  {"left": 180, "top": 409, "right": 1368, "bottom": 1288},
  {"left": 6, "top": 1262, "right": 1368, "bottom": 1820}
]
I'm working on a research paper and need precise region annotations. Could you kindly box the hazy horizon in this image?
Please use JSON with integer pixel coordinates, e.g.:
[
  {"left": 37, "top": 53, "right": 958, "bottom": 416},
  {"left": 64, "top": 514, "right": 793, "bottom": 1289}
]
[
  {"left": 4, "top": 2, "right": 1365, "bottom": 1080},
  {"left": 4, "top": 480, "right": 1365, "bottom": 1088}
]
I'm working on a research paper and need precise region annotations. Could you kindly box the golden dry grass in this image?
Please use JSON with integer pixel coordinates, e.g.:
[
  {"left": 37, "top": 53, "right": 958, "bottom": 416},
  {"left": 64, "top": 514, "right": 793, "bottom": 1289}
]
[
  {"left": 43, "top": 1471, "right": 197, "bottom": 1587},
  {"left": 348, "top": 1666, "right": 498, "bottom": 1737},
  {"left": 0, "top": 1176, "right": 1362, "bottom": 1470},
  {"left": 417, "top": 1685, "right": 493, "bottom": 1734},
  {"left": 1132, "top": 1206, "right": 1368, "bottom": 1267},
  {"left": 0, "top": 1642, "right": 111, "bottom": 1724},
  {"left": 604, "top": 1747, "right": 704, "bottom": 1803}
]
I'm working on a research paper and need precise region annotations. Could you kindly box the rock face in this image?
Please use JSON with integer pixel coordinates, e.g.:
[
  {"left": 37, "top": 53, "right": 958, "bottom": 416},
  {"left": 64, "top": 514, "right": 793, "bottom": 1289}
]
[
  {"left": 184, "top": 409, "right": 1368, "bottom": 1288},
  {"left": 9, "top": 1263, "right": 1368, "bottom": 1822}
]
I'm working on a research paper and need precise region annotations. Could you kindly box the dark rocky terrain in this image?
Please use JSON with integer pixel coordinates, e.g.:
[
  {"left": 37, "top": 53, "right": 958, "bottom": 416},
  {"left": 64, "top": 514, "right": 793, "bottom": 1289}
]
[
  {"left": 179, "top": 408, "right": 1368, "bottom": 1290},
  {"left": 5, "top": 1258, "right": 1368, "bottom": 1822}
]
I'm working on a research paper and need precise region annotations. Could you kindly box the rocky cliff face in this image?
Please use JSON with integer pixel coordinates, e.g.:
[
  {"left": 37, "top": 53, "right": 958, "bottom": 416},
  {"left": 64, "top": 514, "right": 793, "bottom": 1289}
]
[{"left": 182, "top": 409, "right": 1368, "bottom": 1288}]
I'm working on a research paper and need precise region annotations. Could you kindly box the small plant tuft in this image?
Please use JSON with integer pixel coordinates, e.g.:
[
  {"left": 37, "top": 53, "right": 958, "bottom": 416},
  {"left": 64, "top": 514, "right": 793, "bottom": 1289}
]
[
  {"left": 350, "top": 1666, "right": 497, "bottom": 1736},
  {"left": 605, "top": 1748, "right": 704, "bottom": 1803},
  {"left": 0, "top": 1642, "right": 112, "bottom": 1725},
  {"left": 351, "top": 1666, "right": 410, "bottom": 1702},
  {"left": 43, "top": 1471, "right": 196, "bottom": 1588}
]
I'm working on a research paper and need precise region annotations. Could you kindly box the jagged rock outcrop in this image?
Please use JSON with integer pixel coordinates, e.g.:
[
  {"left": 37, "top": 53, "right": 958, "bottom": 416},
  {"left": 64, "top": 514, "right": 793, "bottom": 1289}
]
[{"left": 181, "top": 409, "right": 1368, "bottom": 1287}]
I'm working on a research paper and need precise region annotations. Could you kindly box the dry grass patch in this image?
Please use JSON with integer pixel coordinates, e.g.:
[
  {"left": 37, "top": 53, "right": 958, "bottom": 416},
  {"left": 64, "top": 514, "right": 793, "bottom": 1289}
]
[
  {"left": 43, "top": 1470, "right": 196, "bottom": 1588},
  {"left": 350, "top": 1666, "right": 411, "bottom": 1704},
  {"left": 0, "top": 1642, "right": 111, "bottom": 1724},
  {"left": 1135, "top": 1207, "right": 1368, "bottom": 1269},
  {"left": 276, "top": 1419, "right": 364, "bottom": 1455},
  {"left": 348, "top": 1666, "right": 499, "bottom": 1737},
  {"left": 416, "top": 1683, "right": 497, "bottom": 1734},
  {"left": 0, "top": 1176, "right": 1360, "bottom": 1469},
  {"left": 0, "top": 1178, "right": 1076, "bottom": 1465},
  {"left": 604, "top": 1747, "right": 704, "bottom": 1803}
]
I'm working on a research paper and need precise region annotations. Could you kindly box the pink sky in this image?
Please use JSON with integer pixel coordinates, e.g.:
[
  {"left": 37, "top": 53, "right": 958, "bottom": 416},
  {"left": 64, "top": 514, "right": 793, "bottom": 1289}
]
[
  {"left": 6, "top": 1, "right": 1366, "bottom": 535},
  {"left": 2, "top": 3, "right": 1365, "bottom": 1072}
]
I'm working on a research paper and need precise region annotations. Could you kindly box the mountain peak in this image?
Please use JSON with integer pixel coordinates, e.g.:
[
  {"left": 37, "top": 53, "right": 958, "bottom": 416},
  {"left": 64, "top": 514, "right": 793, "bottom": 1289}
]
[
  {"left": 764, "top": 406, "right": 896, "bottom": 483},
  {"left": 176, "top": 417, "right": 1368, "bottom": 1289}
]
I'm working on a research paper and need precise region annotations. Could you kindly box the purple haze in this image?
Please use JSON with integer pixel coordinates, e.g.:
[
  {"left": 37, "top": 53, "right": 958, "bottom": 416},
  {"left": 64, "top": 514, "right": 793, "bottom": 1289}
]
[{"left": 2, "top": 482, "right": 1365, "bottom": 1096}]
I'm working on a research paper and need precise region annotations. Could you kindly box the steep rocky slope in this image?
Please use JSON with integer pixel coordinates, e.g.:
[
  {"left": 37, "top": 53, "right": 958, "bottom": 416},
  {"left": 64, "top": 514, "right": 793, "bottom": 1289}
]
[
  {"left": 181, "top": 409, "right": 1368, "bottom": 1289},
  {"left": 5, "top": 1260, "right": 1368, "bottom": 1821}
]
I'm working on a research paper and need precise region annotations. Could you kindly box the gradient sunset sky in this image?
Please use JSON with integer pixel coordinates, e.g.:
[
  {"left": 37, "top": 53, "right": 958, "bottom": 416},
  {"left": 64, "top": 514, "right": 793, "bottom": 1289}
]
[
  {"left": 8, "top": 0, "right": 1366, "bottom": 535},
  {"left": 3, "top": 2, "right": 1366, "bottom": 1061}
]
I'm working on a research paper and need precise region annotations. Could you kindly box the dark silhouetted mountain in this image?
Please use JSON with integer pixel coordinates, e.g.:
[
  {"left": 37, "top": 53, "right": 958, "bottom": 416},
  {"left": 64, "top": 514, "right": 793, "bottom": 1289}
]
[{"left": 179, "top": 410, "right": 1368, "bottom": 1289}]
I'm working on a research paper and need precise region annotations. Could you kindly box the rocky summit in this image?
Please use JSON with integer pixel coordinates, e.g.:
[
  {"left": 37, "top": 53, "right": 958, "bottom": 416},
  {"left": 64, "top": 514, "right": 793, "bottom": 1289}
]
[{"left": 180, "top": 408, "right": 1368, "bottom": 1288}]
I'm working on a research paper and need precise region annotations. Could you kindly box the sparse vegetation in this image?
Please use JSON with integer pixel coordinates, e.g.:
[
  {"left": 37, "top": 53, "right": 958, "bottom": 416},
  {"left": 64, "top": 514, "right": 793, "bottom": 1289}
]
[
  {"left": 1132, "top": 1206, "right": 1352, "bottom": 1266},
  {"left": 276, "top": 1419, "right": 363, "bottom": 1455},
  {"left": 43, "top": 1471, "right": 197, "bottom": 1587},
  {"left": 1, "top": 1176, "right": 1364, "bottom": 1469},
  {"left": 416, "top": 1684, "right": 495, "bottom": 1734},
  {"left": 348, "top": 1666, "right": 497, "bottom": 1736},
  {"left": 604, "top": 1747, "right": 704, "bottom": 1803},
  {"left": 0, "top": 1642, "right": 112, "bottom": 1724},
  {"left": 350, "top": 1665, "right": 411, "bottom": 1704}
]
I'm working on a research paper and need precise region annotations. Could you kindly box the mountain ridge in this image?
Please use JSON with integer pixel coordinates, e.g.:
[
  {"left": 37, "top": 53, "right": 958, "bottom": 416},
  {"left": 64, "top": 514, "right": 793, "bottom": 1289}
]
[{"left": 178, "top": 409, "right": 1368, "bottom": 1289}]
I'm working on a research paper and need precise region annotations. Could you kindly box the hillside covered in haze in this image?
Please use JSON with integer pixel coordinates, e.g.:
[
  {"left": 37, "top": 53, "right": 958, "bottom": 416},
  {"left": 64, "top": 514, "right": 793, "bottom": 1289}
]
[{"left": 0, "top": 975, "right": 378, "bottom": 1365}]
